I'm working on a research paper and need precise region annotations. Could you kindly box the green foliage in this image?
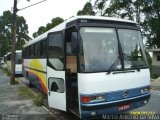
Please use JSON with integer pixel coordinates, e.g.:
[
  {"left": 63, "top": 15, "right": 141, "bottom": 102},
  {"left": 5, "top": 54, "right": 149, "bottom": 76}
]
[
  {"left": 18, "top": 86, "right": 44, "bottom": 106},
  {"left": 145, "top": 51, "right": 152, "bottom": 69},
  {"left": 33, "top": 93, "right": 44, "bottom": 106},
  {"left": 32, "top": 17, "right": 64, "bottom": 38},
  {"left": 151, "top": 73, "right": 160, "bottom": 79},
  {"left": 6, "top": 70, "right": 11, "bottom": 76},
  {"left": 51, "top": 17, "right": 64, "bottom": 29},
  {"left": 18, "top": 86, "right": 35, "bottom": 98},
  {"left": 0, "top": 10, "right": 31, "bottom": 56},
  {"left": 2, "top": 68, "right": 11, "bottom": 76},
  {"left": 82, "top": 0, "right": 160, "bottom": 49},
  {"left": 142, "top": 0, "right": 160, "bottom": 48},
  {"left": 15, "top": 79, "right": 19, "bottom": 85},
  {"left": 77, "top": 2, "right": 95, "bottom": 15}
]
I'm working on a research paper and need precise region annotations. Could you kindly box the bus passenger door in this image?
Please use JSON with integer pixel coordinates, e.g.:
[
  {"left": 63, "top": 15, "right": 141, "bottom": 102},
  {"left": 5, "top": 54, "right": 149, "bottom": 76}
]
[{"left": 47, "top": 32, "right": 66, "bottom": 111}]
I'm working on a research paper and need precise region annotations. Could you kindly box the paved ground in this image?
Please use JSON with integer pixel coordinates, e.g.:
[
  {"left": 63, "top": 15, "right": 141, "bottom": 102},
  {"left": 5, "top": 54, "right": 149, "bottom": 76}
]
[
  {"left": 0, "top": 69, "right": 52, "bottom": 120},
  {"left": 151, "top": 78, "right": 160, "bottom": 90},
  {"left": 131, "top": 90, "right": 160, "bottom": 113}
]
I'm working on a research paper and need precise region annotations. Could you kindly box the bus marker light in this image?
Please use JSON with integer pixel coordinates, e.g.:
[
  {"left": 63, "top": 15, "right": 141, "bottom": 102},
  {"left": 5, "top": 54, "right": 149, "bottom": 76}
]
[
  {"left": 144, "top": 100, "right": 147, "bottom": 104},
  {"left": 81, "top": 96, "right": 90, "bottom": 103},
  {"left": 141, "top": 87, "right": 150, "bottom": 94}
]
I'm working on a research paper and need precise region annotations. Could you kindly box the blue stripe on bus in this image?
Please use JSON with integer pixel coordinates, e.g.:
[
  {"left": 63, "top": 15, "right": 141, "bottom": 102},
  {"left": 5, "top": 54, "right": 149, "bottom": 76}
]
[
  {"left": 80, "top": 93, "right": 151, "bottom": 119},
  {"left": 28, "top": 72, "right": 43, "bottom": 93},
  {"left": 80, "top": 85, "right": 150, "bottom": 104}
]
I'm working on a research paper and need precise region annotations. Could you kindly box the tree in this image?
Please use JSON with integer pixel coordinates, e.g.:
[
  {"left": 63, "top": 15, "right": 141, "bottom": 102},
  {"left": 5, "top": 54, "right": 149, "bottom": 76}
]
[
  {"left": 16, "top": 16, "right": 31, "bottom": 49},
  {"left": 51, "top": 17, "right": 64, "bottom": 28},
  {"left": 93, "top": 0, "right": 109, "bottom": 16},
  {"left": 103, "top": 0, "right": 136, "bottom": 21},
  {"left": 32, "top": 17, "right": 64, "bottom": 38},
  {"left": 0, "top": 10, "right": 30, "bottom": 56},
  {"left": 37, "top": 26, "right": 46, "bottom": 35},
  {"left": 92, "top": 0, "right": 160, "bottom": 48},
  {"left": 142, "top": 0, "right": 160, "bottom": 48},
  {"left": 77, "top": 2, "right": 95, "bottom": 15}
]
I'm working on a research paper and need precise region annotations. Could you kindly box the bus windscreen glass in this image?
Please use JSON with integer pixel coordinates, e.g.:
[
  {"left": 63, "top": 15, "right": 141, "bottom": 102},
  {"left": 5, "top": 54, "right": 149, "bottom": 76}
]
[{"left": 80, "top": 27, "right": 147, "bottom": 72}]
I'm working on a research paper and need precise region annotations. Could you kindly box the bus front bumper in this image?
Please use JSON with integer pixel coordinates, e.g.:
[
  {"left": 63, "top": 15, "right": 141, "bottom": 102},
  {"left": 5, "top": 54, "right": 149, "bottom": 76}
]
[{"left": 80, "top": 93, "right": 151, "bottom": 119}]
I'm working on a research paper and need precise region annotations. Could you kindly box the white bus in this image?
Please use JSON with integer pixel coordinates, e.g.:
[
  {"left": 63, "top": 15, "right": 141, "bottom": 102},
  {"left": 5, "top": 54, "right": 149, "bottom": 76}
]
[
  {"left": 22, "top": 16, "right": 150, "bottom": 119},
  {"left": 0, "top": 57, "right": 4, "bottom": 65},
  {"left": 3, "top": 54, "right": 7, "bottom": 69},
  {"left": 6, "top": 50, "right": 22, "bottom": 75}
]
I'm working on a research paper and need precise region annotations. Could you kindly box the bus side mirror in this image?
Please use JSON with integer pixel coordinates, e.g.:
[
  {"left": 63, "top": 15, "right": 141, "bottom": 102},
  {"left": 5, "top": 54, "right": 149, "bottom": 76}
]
[{"left": 71, "top": 32, "right": 79, "bottom": 53}]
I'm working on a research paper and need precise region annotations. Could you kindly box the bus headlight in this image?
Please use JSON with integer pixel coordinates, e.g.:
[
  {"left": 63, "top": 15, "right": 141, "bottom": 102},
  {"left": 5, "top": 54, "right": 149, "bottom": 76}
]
[
  {"left": 81, "top": 94, "right": 106, "bottom": 103},
  {"left": 141, "top": 86, "right": 150, "bottom": 94}
]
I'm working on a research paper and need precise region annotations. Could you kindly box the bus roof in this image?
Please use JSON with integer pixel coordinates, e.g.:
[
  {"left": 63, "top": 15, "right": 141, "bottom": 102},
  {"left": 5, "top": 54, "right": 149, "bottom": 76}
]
[
  {"left": 24, "top": 16, "right": 137, "bottom": 48},
  {"left": 4, "top": 50, "right": 22, "bottom": 56}
]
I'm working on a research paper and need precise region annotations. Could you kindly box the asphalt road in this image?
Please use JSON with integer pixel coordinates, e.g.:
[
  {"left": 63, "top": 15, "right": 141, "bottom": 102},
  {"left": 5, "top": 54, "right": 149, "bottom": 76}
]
[{"left": 131, "top": 90, "right": 160, "bottom": 114}]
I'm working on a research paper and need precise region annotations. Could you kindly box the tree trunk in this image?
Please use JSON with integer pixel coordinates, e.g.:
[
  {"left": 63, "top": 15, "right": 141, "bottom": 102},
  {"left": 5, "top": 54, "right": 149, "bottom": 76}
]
[{"left": 10, "top": 0, "right": 17, "bottom": 85}]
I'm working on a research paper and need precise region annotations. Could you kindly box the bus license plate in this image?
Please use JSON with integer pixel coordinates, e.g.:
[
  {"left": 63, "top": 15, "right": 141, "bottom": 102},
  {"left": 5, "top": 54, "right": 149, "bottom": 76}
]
[{"left": 118, "top": 104, "right": 129, "bottom": 111}]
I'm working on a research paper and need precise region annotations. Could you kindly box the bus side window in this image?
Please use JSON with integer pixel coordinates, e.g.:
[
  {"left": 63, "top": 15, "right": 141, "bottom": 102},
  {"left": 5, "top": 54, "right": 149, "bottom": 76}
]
[
  {"left": 25, "top": 47, "right": 29, "bottom": 58},
  {"left": 35, "top": 42, "right": 40, "bottom": 57},
  {"left": 48, "top": 32, "right": 64, "bottom": 70},
  {"left": 22, "top": 48, "right": 25, "bottom": 58},
  {"left": 40, "top": 40, "right": 47, "bottom": 57},
  {"left": 48, "top": 78, "right": 65, "bottom": 93},
  {"left": 29, "top": 44, "right": 35, "bottom": 58}
]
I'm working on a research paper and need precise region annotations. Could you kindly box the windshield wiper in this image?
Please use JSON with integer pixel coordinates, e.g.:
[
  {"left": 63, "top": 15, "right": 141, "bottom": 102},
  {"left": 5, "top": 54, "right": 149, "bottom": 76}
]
[
  {"left": 107, "top": 56, "right": 120, "bottom": 74},
  {"left": 122, "top": 53, "right": 140, "bottom": 72},
  {"left": 107, "top": 53, "right": 140, "bottom": 74}
]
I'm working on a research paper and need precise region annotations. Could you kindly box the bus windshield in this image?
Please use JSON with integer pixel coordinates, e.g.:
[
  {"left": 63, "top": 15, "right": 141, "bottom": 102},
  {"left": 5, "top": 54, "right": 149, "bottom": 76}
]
[{"left": 80, "top": 27, "right": 147, "bottom": 72}]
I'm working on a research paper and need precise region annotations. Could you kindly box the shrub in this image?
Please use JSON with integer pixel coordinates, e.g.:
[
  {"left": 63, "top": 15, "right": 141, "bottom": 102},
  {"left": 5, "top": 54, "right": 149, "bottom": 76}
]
[{"left": 33, "top": 93, "right": 44, "bottom": 106}]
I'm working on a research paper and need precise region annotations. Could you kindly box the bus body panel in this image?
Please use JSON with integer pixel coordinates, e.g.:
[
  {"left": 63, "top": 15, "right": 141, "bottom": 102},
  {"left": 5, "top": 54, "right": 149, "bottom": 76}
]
[
  {"left": 23, "top": 59, "right": 47, "bottom": 72},
  {"left": 47, "top": 66, "right": 66, "bottom": 111},
  {"left": 78, "top": 69, "right": 150, "bottom": 94},
  {"left": 23, "top": 59, "right": 47, "bottom": 94},
  {"left": 78, "top": 69, "right": 150, "bottom": 118},
  {"left": 15, "top": 64, "right": 22, "bottom": 75},
  {"left": 0, "top": 57, "right": 4, "bottom": 65}
]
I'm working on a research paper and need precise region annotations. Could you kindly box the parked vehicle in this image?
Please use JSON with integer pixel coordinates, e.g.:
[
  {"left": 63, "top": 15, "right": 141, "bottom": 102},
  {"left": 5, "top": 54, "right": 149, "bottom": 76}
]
[
  {"left": 5, "top": 50, "right": 22, "bottom": 75},
  {"left": 22, "top": 16, "right": 150, "bottom": 119}
]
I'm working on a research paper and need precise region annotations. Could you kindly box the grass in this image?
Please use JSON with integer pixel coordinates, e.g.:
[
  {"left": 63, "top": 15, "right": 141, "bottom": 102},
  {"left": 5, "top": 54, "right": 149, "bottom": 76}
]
[
  {"left": 6, "top": 70, "right": 11, "bottom": 76},
  {"left": 33, "top": 92, "right": 44, "bottom": 106},
  {"left": 1, "top": 68, "right": 11, "bottom": 76},
  {"left": 18, "top": 86, "right": 44, "bottom": 106},
  {"left": 15, "top": 79, "right": 19, "bottom": 84},
  {"left": 18, "top": 86, "right": 35, "bottom": 98}
]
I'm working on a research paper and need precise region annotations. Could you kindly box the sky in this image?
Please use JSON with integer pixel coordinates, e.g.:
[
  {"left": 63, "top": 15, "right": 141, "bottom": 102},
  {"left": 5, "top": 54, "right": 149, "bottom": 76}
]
[{"left": 0, "top": 0, "right": 88, "bottom": 38}]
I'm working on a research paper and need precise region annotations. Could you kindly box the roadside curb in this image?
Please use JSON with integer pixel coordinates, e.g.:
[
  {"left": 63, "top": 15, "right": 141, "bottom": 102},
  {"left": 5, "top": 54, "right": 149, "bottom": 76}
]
[{"left": 42, "top": 105, "right": 53, "bottom": 115}]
